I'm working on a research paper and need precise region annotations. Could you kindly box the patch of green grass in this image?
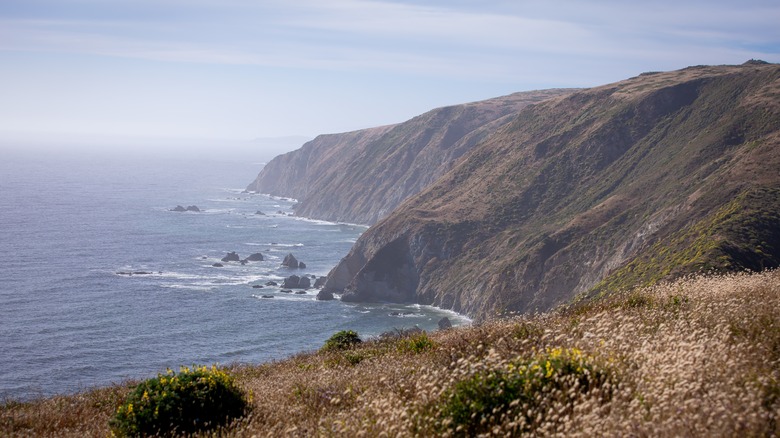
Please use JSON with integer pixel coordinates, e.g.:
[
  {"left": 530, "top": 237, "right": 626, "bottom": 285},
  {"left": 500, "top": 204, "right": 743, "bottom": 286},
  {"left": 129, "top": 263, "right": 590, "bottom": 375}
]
[{"left": 591, "top": 187, "right": 780, "bottom": 296}]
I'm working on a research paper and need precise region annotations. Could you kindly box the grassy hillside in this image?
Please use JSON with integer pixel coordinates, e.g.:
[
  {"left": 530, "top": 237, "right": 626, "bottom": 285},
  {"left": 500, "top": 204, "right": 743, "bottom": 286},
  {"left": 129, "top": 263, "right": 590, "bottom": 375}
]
[
  {"left": 326, "top": 62, "right": 780, "bottom": 321},
  {"left": 3, "top": 271, "right": 779, "bottom": 436}
]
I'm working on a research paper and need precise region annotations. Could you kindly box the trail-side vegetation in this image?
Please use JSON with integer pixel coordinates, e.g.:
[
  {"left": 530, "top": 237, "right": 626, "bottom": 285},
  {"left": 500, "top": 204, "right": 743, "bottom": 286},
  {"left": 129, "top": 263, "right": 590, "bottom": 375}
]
[{"left": 2, "top": 270, "right": 779, "bottom": 436}]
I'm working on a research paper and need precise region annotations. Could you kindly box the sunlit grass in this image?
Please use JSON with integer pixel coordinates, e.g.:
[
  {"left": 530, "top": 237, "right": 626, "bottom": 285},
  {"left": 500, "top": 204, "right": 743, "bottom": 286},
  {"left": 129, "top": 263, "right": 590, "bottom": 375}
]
[{"left": 2, "top": 270, "right": 779, "bottom": 437}]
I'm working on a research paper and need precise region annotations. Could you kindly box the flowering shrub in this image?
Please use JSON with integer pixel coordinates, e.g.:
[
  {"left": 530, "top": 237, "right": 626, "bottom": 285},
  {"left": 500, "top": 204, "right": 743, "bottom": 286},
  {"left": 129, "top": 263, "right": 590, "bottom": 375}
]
[
  {"left": 440, "top": 347, "right": 610, "bottom": 436},
  {"left": 110, "top": 365, "right": 248, "bottom": 437}
]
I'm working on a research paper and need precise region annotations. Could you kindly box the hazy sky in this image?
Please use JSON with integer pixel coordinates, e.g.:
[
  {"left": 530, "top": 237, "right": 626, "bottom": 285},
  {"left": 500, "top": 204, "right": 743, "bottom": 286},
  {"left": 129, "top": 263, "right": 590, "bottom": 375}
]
[{"left": 1, "top": 0, "right": 778, "bottom": 142}]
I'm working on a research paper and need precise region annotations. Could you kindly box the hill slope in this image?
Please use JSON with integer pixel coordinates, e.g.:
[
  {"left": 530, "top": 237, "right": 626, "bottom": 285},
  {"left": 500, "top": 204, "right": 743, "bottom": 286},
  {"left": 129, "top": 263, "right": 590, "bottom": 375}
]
[
  {"left": 4, "top": 271, "right": 779, "bottom": 436},
  {"left": 324, "top": 62, "right": 780, "bottom": 321},
  {"left": 246, "top": 89, "right": 574, "bottom": 225}
]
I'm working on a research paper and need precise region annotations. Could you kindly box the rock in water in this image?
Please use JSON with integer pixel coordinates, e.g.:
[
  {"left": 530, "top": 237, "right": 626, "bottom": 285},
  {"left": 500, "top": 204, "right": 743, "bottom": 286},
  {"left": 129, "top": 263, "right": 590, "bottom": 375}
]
[
  {"left": 171, "top": 205, "right": 187, "bottom": 212},
  {"left": 316, "top": 290, "right": 334, "bottom": 301},
  {"left": 185, "top": 205, "right": 201, "bottom": 212},
  {"left": 438, "top": 317, "right": 453, "bottom": 330},
  {"left": 298, "top": 262, "right": 307, "bottom": 269},
  {"left": 221, "top": 251, "right": 240, "bottom": 262},
  {"left": 282, "top": 275, "right": 301, "bottom": 289},
  {"left": 298, "top": 276, "right": 311, "bottom": 289},
  {"left": 314, "top": 276, "right": 327, "bottom": 288},
  {"left": 281, "top": 253, "right": 300, "bottom": 268},
  {"left": 254, "top": 210, "right": 265, "bottom": 215},
  {"left": 245, "top": 253, "right": 264, "bottom": 262},
  {"left": 212, "top": 263, "right": 224, "bottom": 267}
]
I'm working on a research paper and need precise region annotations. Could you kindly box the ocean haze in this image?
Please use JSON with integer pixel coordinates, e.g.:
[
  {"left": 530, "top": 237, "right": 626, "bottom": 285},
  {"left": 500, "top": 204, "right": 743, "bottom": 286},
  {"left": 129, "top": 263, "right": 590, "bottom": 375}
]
[{"left": 0, "top": 145, "right": 467, "bottom": 401}]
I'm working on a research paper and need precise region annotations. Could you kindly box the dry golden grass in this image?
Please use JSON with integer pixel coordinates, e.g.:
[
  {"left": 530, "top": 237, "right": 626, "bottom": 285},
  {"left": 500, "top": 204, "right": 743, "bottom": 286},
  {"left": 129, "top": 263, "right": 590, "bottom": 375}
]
[{"left": 3, "top": 270, "right": 779, "bottom": 437}]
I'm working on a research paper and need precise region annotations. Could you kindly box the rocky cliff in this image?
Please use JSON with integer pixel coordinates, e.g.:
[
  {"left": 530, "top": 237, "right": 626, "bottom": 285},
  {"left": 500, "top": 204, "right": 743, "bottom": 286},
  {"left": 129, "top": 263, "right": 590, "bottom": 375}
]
[
  {"left": 324, "top": 62, "right": 780, "bottom": 321},
  {"left": 246, "top": 89, "right": 574, "bottom": 224}
]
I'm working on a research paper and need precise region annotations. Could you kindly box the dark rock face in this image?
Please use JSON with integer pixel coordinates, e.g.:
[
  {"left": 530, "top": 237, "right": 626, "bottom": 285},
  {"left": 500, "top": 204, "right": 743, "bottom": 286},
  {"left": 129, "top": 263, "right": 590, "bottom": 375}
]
[
  {"left": 338, "top": 238, "right": 419, "bottom": 303},
  {"left": 281, "top": 253, "right": 301, "bottom": 268},
  {"left": 221, "top": 252, "right": 240, "bottom": 262},
  {"left": 316, "top": 290, "right": 334, "bottom": 301},
  {"left": 314, "top": 276, "right": 327, "bottom": 288},
  {"left": 282, "top": 275, "right": 311, "bottom": 289},
  {"left": 299, "top": 262, "right": 307, "bottom": 269},
  {"left": 265, "top": 281, "right": 278, "bottom": 286},
  {"left": 282, "top": 275, "right": 301, "bottom": 289},
  {"left": 438, "top": 317, "right": 453, "bottom": 330},
  {"left": 294, "top": 290, "right": 307, "bottom": 295},
  {"left": 252, "top": 285, "right": 263, "bottom": 289},
  {"left": 171, "top": 205, "right": 187, "bottom": 212},
  {"left": 186, "top": 205, "right": 200, "bottom": 212},
  {"left": 261, "top": 295, "right": 274, "bottom": 298},
  {"left": 245, "top": 253, "right": 264, "bottom": 262},
  {"left": 212, "top": 263, "right": 224, "bottom": 267}
]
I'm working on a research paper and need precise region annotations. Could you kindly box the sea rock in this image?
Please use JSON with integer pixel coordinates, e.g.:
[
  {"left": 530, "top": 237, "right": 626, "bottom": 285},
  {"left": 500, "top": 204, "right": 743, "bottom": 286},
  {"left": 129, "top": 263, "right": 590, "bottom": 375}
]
[
  {"left": 294, "top": 290, "right": 307, "bottom": 295},
  {"left": 298, "top": 276, "right": 311, "bottom": 289},
  {"left": 171, "top": 205, "right": 187, "bottom": 212},
  {"left": 265, "top": 281, "right": 278, "bottom": 286},
  {"left": 314, "top": 276, "right": 327, "bottom": 288},
  {"left": 212, "top": 263, "right": 224, "bottom": 267},
  {"left": 252, "top": 285, "right": 264, "bottom": 289},
  {"left": 281, "top": 253, "right": 301, "bottom": 268},
  {"left": 221, "top": 251, "right": 240, "bottom": 262},
  {"left": 261, "top": 295, "right": 274, "bottom": 299},
  {"left": 282, "top": 275, "right": 301, "bottom": 289},
  {"left": 438, "top": 317, "right": 453, "bottom": 330},
  {"left": 299, "top": 262, "right": 307, "bottom": 269},
  {"left": 316, "top": 290, "right": 334, "bottom": 301},
  {"left": 186, "top": 205, "right": 200, "bottom": 212},
  {"left": 255, "top": 211, "right": 265, "bottom": 215},
  {"left": 281, "top": 289, "right": 293, "bottom": 293},
  {"left": 245, "top": 253, "right": 264, "bottom": 262},
  {"left": 240, "top": 260, "right": 247, "bottom": 265}
]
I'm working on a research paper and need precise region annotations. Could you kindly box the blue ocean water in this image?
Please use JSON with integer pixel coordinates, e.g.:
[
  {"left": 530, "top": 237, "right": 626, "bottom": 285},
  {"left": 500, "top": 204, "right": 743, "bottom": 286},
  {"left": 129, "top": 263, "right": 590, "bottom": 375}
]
[{"left": 0, "top": 147, "right": 467, "bottom": 401}]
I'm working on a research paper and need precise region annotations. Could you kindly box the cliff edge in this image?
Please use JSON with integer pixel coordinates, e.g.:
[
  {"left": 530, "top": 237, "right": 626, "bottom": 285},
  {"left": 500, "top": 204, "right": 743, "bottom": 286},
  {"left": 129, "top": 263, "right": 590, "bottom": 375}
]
[{"left": 324, "top": 63, "right": 780, "bottom": 320}]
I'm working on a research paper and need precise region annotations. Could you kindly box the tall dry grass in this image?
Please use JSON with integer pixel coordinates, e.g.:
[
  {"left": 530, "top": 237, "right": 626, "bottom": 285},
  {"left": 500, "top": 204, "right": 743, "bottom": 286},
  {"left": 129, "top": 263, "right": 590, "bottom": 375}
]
[{"left": 2, "top": 270, "right": 779, "bottom": 437}]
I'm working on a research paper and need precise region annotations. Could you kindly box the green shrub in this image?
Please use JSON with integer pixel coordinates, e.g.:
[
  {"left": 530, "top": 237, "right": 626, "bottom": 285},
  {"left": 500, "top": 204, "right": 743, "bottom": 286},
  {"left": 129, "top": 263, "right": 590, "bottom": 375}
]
[
  {"left": 110, "top": 365, "right": 249, "bottom": 437},
  {"left": 322, "top": 330, "right": 362, "bottom": 351},
  {"left": 440, "top": 347, "right": 609, "bottom": 436},
  {"left": 398, "top": 332, "right": 435, "bottom": 354}
]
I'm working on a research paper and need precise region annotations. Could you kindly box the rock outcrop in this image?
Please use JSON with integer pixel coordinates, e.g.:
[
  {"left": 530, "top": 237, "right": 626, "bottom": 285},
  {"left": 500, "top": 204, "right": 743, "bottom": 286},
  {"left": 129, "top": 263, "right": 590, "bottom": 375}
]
[
  {"left": 245, "top": 253, "right": 264, "bottom": 262},
  {"left": 323, "top": 63, "right": 780, "bottom": 321},
  {"left": 221, "top": 252, "right": 240, "bottom": 262},
  {"left": 281, "top": 253, "right": 303, "bottom": 268}
]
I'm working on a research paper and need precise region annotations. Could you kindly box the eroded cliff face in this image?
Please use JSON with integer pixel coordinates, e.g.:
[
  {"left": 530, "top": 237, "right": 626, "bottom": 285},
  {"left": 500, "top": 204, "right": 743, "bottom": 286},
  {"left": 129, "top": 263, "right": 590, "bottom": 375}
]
[
  {"left": 246, "top": 89, "right": 574, "bottom": 225},
  {"left": 324, "top": 63, "right": 780, "bottom": 321}
]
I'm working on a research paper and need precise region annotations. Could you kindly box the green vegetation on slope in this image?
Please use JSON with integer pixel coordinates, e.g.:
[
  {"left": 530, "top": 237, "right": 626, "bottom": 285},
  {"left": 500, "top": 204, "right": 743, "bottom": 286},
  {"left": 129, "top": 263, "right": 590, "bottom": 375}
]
[{"left": 3, "top": 271, "right": 779, "bottom": 436}]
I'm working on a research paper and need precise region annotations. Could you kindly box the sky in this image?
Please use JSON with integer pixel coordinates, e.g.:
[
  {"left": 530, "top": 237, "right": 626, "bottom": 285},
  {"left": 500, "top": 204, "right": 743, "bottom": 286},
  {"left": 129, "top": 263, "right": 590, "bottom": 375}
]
[{"left": 1, "top": 0, "right": 779, "bottom": 146}]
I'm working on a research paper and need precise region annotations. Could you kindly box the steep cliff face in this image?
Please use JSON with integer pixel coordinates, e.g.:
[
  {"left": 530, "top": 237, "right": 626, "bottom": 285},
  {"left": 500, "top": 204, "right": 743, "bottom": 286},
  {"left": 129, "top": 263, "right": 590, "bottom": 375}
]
[
  {"left": 246, "top": 89, "right": 574, "bottom": 224},
  {"left": 325, "top": 63, "right": 780, "bottom": 320}
]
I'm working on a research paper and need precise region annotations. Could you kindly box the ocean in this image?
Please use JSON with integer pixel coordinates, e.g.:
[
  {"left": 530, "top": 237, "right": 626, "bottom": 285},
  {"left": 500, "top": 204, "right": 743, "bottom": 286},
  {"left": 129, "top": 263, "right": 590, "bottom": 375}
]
[{"left": 0, "top": 146, "right": 468, "bottom": 401}]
